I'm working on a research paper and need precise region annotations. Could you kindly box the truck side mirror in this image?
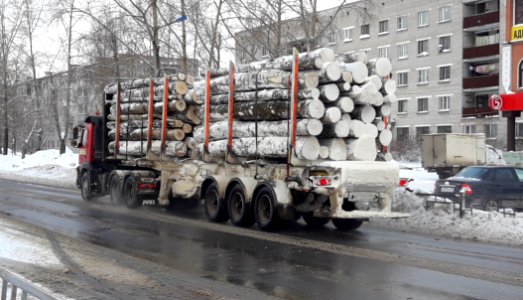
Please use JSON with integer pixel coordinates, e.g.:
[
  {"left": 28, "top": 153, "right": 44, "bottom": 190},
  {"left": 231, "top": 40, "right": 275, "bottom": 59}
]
[{"left": 71, "top": 125, "right": 83, "bottom": 148}]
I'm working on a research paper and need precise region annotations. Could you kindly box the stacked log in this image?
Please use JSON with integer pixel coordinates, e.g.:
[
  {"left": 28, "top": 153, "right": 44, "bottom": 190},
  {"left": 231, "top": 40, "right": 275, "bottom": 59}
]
[
  {"left": 103, "top": 48, "right": 396, "bottom": 162},
  {"left": 105, "top": 73, "right": 200, "bottom": 158}
]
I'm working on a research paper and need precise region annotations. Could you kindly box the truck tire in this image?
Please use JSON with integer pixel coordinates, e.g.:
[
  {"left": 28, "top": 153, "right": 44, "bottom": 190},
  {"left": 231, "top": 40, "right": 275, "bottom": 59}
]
[
  {"left": 302, "top": 212, "right": 329, "bottom": 229},
  {"left": 80, "top": 172, "right": 96, "bottom": 201},
  {"left": 109, "top": 175, "right": 122, "bottom": 204},
  {"left": 254, "top": 186, "right": 282, "bottom": 231},
  {"left": 123, "top": 177, "right": 140, "bottom": 208},
  {"left": 332, "top": 218, "right": 363, "bottom": 231},
  {"left": 204, "top": 182, "right": 228, "bottom": 222},
  {"left": 227, "top": 184, "right": 255, "bottom": 227}
]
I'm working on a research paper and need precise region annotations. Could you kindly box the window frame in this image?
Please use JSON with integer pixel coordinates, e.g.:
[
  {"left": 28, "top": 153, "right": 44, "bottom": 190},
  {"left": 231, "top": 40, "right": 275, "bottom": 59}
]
[
  {"left": 439, "top": 6, "right": 451, "bottom": 23},
  {"left": 397, "top": 42, "right": 409, "bottom": 60},
  {"left": 484, "top": 123, "right": 498, "bottom": 139},
  {"left": 417, "top": 38, "right": 430, "bottom": 56},
  {"left": 397, "top": 15, "right": 408, "bottom": 31},
  {"left": 360, "top": 24, "right": 370, "bottom": 39},
  {"left": 417, "top": 96, "right": 429, "bottom": 113},
  {"left": 438, "top": 35, "right": 452, "bottom": 53},
  {"left": 438, "top": 65, "right": 452, "bottom": 82},
  {"left": 397, "top": 98, "right": 409, "bottom": 114},
  {"left": 418, "top": 11, "right": 429, "bottom": 27},
  {"left": 377, "top": 45, "right": 390, "bottom": 59},
  {"left": 438, "top": 95, "right": 451, "bottom": 111},
  {"left": 397, "top": 70, "right": 409, "bottom": 86},
  {"left": 379, "top": 19, "right": 389, "bottom": 35},
  {"left": 343, "top": 26, "right": 354, "bottom": 42},
  {"left": 417, "top": 68, "right": 430, "bottom": 85}
]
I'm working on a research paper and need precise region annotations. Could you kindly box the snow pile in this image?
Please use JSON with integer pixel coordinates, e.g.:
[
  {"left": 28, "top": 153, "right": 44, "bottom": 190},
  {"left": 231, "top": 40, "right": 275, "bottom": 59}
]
[
  {"left": 0, "top": 149, "right": 77, "bottom": 187},
  {"left": 371, "top": 163, "right": 523, "bottom": 246}
]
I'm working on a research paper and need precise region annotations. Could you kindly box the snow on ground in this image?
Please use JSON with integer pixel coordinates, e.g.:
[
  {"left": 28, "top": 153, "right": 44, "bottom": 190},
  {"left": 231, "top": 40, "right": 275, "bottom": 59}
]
[{"left": 0, "top": 151, "right": 521, "bottom": 246}]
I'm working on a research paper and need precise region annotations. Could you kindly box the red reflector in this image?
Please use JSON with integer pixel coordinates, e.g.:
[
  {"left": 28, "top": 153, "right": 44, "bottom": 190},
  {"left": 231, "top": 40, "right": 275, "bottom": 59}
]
[
  {"left": 399, "top": 179, "right": 407, "bottom": 186},
  {"left": 315, "top": 177, "right": 332, "bottom": 186},
  {"left": 138, "top": 183, "right": 156, "bottom": 189}
]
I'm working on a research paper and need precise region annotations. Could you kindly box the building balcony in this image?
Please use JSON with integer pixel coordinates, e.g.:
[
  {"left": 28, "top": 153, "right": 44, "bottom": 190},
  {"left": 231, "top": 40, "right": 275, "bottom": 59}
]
[
  {"left": 462, "top": 107, "right": 498, "bottom": 118},
  {"left": 463, "top": 74, "right": 499, "bottom": 90},
  {"left": 463, "top": 11, "right": 499, "bottom": 29},
  {"left": 463, "top": 44, "right": 499, "bottom": 60}
]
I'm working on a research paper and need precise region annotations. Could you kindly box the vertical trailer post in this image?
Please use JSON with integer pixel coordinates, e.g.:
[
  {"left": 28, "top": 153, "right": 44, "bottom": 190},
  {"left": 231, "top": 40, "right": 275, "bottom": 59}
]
[
  {"left": 115, "top": 82, "right": 121, "bottom": 157},
  {"left": 226, "top": 62, "right": 235, "bottom": 161},
  {"left": 204, "top": 70, "right": 211, "bottom": 159},
  {"left": 287, "top": 48, "right": 299, "bottom": 173},
  {"left": 160, "top": 77, "right": 169, "bottom": 159},
  {"left": 147, "top": 79, "right": 155, "bottom": 153}
]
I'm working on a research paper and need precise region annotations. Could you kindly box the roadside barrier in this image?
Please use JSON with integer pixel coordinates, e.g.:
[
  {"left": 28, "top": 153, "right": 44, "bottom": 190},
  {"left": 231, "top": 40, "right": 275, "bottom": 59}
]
[{"left": 1, "top": 267, "right": 59, "bottom": 300}]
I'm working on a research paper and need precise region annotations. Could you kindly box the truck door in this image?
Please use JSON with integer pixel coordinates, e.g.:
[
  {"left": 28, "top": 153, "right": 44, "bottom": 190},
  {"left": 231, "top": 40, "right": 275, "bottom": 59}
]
[
  {"left": 78, "top": 123, "right": 94, "bottom": 164},
  {"left": 513, "top": 168, "right": 523, "bottom": 209}
]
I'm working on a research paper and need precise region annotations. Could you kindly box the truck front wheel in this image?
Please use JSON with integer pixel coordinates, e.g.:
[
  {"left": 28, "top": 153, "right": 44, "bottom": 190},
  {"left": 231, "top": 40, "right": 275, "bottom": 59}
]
[
  {"left": 332, "top": 218, "right": 363, "bottom": 231},
  {"left": 80, "top": 172, "right": 96, "bottom": 201},
  {"left": 204, "top": 182, "right": 228, "bottom": 222},
  {"left": 228, "top": 185, "right": 255, "bottom": 227},
  {"left": 254, "top": 186, "right": 282, "bottom": 231},
  {"left": 123, "top": 177, "right": 140, "bottom": 208}
]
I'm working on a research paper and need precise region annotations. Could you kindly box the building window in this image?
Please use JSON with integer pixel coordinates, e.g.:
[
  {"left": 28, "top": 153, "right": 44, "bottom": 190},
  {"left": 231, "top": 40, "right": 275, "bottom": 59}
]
[
  {"left": 438, "top": 95, "right": 450, "bottom": 111},
  {"left": 417, "top": 68, "right": 429, "bottom": 85},
  {"left": 464, "top": 124, "right": 476, "bottom": 134},
  {"left": 397, "top": 15, "right": 408, "bottom": 31},
  {"left": 439, "top": 6, "right": 451, "bottom": 23},
  {"left": 519, "top": 60, "right": 523, "bottom": 89},
  {"left": 437, "top": 125, "right": 452, "bottom": 133},
  {"left": 397, "top": 71, "right": 409, "bottom": 86},
  {"left": 416, "top": 126, "right": 430, "bottom": 141},
  {"left": 397, "top": 127, "right": 410, "bottom": 142},
  {"left": 516, "top": 0, "right": 523, "bottom": 24},
  {"left": 484, "top": 124, "right": 498, "bottom": 138},
  {"left": 262, "top": 46, "right": 268, "bottom": 57},
  {"left": 418, "top": 11, "right": 429, "bottom": 27},
  {"left": 398, "top": 99, "right": 408, "bottom": 113},
  {"left": 438, "top": 35, "right": 451, "bottom": 53},
  {"left": 439, "top": 65, "right": 451, "bottom": 81},
  {"left": 517, "top": 123, "right": 523, "bottom": 138},
  {"left": 360, "top": 24, "right": 370, "bottom": 38},
  {"left": 343, "top": 27, "right": 353, "bottom": 42},
  {"left": 397, "top": 42, "right": 409, "bottom": 59},
  {"left": 417, "top": 39, "right": 429, "bottom": 56},
  {"left": 327, "top": 31, "right": 336, "bottom": 44},
  {"left": 379, "top": 20, "right": 389, "bottom": 35},
  {"left": 417, "top": 97, "right": 429, "bottom": 112},
  {"left": 378, "top": 46, "right": 390, "bottom": 58}
]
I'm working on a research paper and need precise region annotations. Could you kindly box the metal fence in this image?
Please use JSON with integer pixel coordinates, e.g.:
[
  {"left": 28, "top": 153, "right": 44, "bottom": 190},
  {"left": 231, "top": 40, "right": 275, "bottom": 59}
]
[{"left": 0, "top": 267, "right": 59, "bottom": 300}]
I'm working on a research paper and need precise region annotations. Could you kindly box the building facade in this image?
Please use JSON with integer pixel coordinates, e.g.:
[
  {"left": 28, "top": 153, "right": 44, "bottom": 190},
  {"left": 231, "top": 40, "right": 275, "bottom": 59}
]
[{"left": 237, "top": 0, "right": 511, "bottom": 149}]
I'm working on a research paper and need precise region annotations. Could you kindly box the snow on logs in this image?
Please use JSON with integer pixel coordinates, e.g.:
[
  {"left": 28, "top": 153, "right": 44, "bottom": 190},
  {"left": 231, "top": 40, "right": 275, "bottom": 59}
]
[{"left": 104, "top": 48, "right": 396, "bottom": 162}]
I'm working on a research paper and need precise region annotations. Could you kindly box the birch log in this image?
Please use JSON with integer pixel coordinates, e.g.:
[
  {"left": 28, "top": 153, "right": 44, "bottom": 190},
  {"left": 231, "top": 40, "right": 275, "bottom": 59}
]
[
  {"left": 320, "top": 138, "right": 347, "bottom": 161},
  {"left": 320, "top": 119, "right": 351, "bottom": 138},
  {"left": 351, "top": 105, "right": 376, "bottom": 123},
  {"left": 343, "top": 62, "right": 368, "bottom": 84},
  {"left": 320, "top": 84, "right": 340, "bottom": 102},
  {"left": 321, "top": 107, "right": 342, "bottom": 124},
  {"left": 206, "top": 136, "right": 320, "bottom": 160},
  {"left": 347, "top": 135, "right": 377, "bottom": 161},
  {"left": 193, "top": 119, "right": 323, "bottom": 141},
  {"left": 319, "top": 146, "right": 330, "bottom": 159},
  {"left": 109, "top": 141, "right": 188, "bottom": 157},
  {"left": 379, "top": 129, "right": 393, "bottom": 147},
  {"left": 317, "top": 62, "right": 342, "bottom": 83},
  {"left": 209, "top": 99, "right": 325, "bottom": 121},
  {"left": 209, "top": 88, "right": 320, "bottom": 104}
]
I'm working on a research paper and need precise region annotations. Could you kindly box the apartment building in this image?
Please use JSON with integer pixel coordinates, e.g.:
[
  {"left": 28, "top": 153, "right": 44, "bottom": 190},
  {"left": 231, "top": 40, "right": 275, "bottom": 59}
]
[{"left": 237, "top": 0, "right": 508, "bottom": 148}]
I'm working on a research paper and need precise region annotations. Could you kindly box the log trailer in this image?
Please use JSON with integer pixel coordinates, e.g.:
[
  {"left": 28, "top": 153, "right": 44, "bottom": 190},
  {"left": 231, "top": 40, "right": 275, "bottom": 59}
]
[{"left": 72, "top": 52, "right": 407, "bottom": 231}]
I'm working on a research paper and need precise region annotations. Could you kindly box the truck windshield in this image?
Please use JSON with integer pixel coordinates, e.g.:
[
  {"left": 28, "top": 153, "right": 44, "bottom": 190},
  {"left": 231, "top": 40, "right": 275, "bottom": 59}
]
[{"left": 454, "top": 167, "right": 488, "bottom": 179}]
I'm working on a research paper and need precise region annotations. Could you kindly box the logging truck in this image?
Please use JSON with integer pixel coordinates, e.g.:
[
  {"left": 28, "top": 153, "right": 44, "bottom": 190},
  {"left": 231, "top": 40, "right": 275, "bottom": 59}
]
[{"left": 72, "top": 49, "right": 407, "bottom": 231}]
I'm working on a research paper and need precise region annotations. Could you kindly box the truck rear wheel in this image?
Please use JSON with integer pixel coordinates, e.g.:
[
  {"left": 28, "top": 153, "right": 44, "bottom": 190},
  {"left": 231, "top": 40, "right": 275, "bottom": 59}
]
[
  {"left": 228, "top": 185, "right": 255, "bottom": 227},
  {"left": 302, "top": 212, "right": 329, "bottom": 229},
  {"left": 254, "top": 186, "right": 282, "bottom": 231},
  {"left": 109, "top": 175, "right": 122, "bottom": 204},
  {"left": 123, "top": 177, "right": 140, "bottom": 208},
  {"left": 332, "top": 218, "right": 363, "bottom": 231},
  {"left": 204, "top": 182, "right": 228, "bottom": 222},
  {"left": 80, "top": 172, "right": 96, "bottom": 201}
]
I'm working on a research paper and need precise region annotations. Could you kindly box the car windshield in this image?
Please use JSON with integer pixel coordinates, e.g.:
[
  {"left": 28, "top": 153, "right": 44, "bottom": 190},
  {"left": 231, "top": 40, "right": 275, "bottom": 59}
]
[{"left": 454, "top": 167, "right": 488, "bottom": 180}]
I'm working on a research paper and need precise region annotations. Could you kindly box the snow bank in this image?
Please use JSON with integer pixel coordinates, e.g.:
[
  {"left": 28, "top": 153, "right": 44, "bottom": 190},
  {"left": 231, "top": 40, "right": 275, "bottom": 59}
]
[{"left": 0, "top": 149, "right": 77, "bottom": 188}]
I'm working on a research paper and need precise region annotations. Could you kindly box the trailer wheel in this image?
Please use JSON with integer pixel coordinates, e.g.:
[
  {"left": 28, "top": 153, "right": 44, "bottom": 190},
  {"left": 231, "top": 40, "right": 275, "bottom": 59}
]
[
  {"left": 80, "top": 172, "right": 96, "bottom": 201},
  {"left": 204, "top": 182, "right": 228, "bottom": 222},
  {"left": 109, "top": 175, "right": 122, "bottom": 204},
  {"left": 331, "top": 218, "right": 363, "bottom": 231},
  {"left": 254, "top": 186, "right": 282, "bottom": 231},
  {"left": 123, "top": 177, "right": 140, "bottom": 208},
  {"left": 302, "top": 212, "right": 329, "bottom": 229},
  {"left": 227, "top": 184, "right": 255, "bottom": 227}
]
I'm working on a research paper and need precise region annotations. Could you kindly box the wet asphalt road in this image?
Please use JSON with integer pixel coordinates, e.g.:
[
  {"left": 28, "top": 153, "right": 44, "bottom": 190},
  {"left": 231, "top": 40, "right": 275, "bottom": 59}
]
[{"left": 0, "top": 179, "right": 523, "bottom": 299}]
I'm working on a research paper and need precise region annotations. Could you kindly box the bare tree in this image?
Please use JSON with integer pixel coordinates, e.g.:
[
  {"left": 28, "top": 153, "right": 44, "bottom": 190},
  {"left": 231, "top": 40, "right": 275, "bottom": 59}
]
[{"left": 0, "top": 0, "right": 23, "bottom": 155}]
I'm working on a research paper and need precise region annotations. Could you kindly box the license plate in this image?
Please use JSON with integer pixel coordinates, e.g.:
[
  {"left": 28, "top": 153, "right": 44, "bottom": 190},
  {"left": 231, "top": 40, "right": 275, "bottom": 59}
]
[{"left": 440, "top": 186, "right": 455, "bottom": 193}]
